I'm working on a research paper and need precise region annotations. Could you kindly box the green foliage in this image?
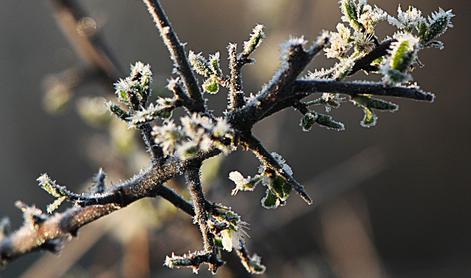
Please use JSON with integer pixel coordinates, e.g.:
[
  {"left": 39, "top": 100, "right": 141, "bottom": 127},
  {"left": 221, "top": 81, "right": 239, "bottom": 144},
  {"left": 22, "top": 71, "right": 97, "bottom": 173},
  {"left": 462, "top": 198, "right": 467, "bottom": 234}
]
[{"left": 243, "top": 24, "right": 265, "bottom": 56}]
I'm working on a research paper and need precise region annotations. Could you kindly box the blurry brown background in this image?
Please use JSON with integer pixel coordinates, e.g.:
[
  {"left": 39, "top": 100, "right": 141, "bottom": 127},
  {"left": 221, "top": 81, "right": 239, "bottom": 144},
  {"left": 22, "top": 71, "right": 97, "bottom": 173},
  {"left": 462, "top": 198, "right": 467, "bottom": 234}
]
[{"left": 0, "top": 0, "right": 470, "bottom": 277}]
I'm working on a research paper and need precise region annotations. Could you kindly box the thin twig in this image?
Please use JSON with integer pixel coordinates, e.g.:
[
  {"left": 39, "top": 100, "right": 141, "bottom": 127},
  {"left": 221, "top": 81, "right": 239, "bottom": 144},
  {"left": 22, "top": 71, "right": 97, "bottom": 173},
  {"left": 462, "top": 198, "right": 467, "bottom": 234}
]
[
  {"left": 227, "top": 43, "right": 246, "bottom": 110},
  {"left": 241, "top": 133, "right": 312, "bottom": 204},
  {"left": 185, "top": 163, "right": 222, "bottom": 273},
  {"left": 141, "top": 0, "right": 205, "bottom": 112},
  {"left": 293, "top": 80, "right": 434, "bottom": 101}
]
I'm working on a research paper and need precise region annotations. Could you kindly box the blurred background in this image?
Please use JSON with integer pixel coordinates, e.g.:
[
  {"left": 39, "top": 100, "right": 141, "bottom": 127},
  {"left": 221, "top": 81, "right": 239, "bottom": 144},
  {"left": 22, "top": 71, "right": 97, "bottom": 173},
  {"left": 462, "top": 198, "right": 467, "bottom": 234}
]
[{"left": 0, "top": 0, "right": 470, "bottom": 277}]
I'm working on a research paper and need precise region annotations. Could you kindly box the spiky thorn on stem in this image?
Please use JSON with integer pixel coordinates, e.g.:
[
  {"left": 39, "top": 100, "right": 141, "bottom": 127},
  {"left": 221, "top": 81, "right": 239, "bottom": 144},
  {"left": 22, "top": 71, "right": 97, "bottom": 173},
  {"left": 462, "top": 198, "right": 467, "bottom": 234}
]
[{"left": 141, "top": 0, "right": 205, "bottom": 113}]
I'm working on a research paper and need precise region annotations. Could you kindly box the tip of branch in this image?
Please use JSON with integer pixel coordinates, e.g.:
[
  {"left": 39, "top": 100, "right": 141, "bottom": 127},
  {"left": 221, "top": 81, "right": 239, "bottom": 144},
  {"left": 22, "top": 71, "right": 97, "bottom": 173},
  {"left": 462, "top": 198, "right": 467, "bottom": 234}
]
[{"left": 295, "top": 185, "right": 313, "bottom": 205}]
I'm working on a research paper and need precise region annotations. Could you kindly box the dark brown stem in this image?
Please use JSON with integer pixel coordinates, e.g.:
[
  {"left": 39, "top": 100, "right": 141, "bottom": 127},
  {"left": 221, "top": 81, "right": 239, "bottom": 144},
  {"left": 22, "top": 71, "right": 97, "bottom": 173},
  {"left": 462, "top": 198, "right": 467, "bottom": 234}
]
[
  {"left": 227, "top": 43, "right": 246, "bottom": 110},
  {"left": 293, "top": 80, "right": 434, "bottom": 101},
  {"left": 241, "top": 133, "right": 312, "bottom": 204},
  {"left": 141, "top": 0, "right": 205, "bottom": 113},
  {"left": 349, "top": 39, "right": 395, "bottom": 76},
  {"left": 185, "top": 163, "right": 222, "bottom": 273}
]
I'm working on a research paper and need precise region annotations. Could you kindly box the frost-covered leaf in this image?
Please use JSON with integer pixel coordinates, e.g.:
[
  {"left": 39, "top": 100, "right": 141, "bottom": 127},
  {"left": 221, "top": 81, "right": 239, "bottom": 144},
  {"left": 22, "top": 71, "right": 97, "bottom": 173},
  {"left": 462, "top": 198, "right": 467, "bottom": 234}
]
[
  {"left": 315, "top": 113, "right": 345, "bottom": 131},
  {"left": 129, "top": 100, "right": 175, "bottom": 126},
  {"left": 381, "top": 33, "right": 419, "bottom": 84},
  {"left": 352, "top": 95, "right": 398, "bottom": 111},
  {"left": 388, "top": 5, "right": 425, "bottom": 32},
  {"left": 340, "top": 0, "right": 363, "bottom": 32},
  {"left": 360, "top": 107, "right": 377, "bottom": 127},
  {"left": 300, "top": 112, "right": 317, "bottom": 132},
  {"left": 421, "top": 8, "right": 454, "bottom": 45},
  {"left": 209, "top": 52, "right": 222, "bottom": 77},
  {"left": 261, "top": 189, "right": 280, "bottom": 209},
  {"left": 243, "top": 24, "right": 265, "bottom": 56},
  {"left": 202, "top": 76, "right": 220, "bottom": 94},
  {"left": 189, "top": 51, "right": 212, "bottom": 77},
  {"left": 229, "top": 171, "right": 261, "bottom": 195},
  {"left": 106, "top": 101, "right": 130, "bottom": 121},
  {"left": 46, "top": 196, "right": 67, "bottom": 214},
  {"left": 260, "top": 174, "right": 291, "bottom": 209}
]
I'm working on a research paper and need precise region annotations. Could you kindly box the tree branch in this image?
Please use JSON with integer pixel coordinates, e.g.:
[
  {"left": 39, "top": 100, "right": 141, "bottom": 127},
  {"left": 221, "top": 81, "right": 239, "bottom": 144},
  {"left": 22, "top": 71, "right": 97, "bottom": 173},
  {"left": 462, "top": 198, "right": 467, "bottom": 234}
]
[
  {"left": 1, "top": 0, "right": 449, "bottom": 273},
  {"left": 349, "top": 39, "right": 395, "bottom": 76},
  {"left": 141, "top": 0, "right": 205, "bottom": 112},
  {"left": 227, "top": 43, "right": 246, "bottom": 110},
  {"left": 185, "top": 163, "right": 223, "bottom": 273},
  {"left": 293, "top": 80, "right": 435, "bottom": 101},
  {"left": 241, "top": 133, "right": 312, "bottom": 205}
]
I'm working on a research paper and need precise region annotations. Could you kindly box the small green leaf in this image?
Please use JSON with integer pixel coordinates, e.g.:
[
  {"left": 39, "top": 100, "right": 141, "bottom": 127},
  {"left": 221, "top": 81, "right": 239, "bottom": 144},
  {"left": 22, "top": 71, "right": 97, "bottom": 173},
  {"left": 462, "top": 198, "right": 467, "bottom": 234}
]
[
  {"left": 316, "top": 113, "right": 345, "bottom": 131},
  {"left": 107, "top": 102, "right": 130, "bottom": 121},
  {"left": 202, "top": 76, "right": 219, "bottom": 94},
  {"left": 243, "top": 25, "right": 265, "bottom": 56},
  {"left": 360, "top": 107, "right": 377, "bottom": 128},
  {"left": 37, "top": 174, "right": 62, "bottom": 198},
  {"left": 46, "top": 196, "right": 67, "bottom": 214},
  {"left": 340, "top": 0, "right": 363, "bottom": 31},
  {"left": 421, "top": 9, "right": 454, "bottom": 44},
  {"left": 269, "top": 175, "right": 291, "bottom": 202},
  {"left": 261, "top": 189, "right": 279, "bottom": 209},
  {"left": 300, "top": 112, "right": 317, "bottom": 132},
  {"left": 209, "top": 52, "right": 222, "bottom": 77},
  {"left": 391, "top": 40, "right": 416, "bottom": 72},
  {"left": 352, "top": 95, "right": 398, "bottom": 111},
  {"left": 189, "top": 51, "right": 212, "bottom": 77}
]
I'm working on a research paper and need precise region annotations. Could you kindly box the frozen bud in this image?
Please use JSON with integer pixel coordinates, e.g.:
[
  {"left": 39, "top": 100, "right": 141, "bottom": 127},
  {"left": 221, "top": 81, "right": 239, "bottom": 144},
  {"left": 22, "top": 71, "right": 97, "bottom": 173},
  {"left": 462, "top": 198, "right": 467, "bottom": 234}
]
[
  {"left": 388, "top": 6, "right": 425, "bottom": 31},
  {"left": 381, "top": 33, "right": 420, "bottom": 85},
  {"left": 300, "top": 112, "right": 317, "bottom": 132},
  {"left": 189, "top": 51, "right": 212, "bottom": 77},
  {"left": 324, "top": 23, "right": 352, "bottom": 59},
  {"left": 106, "top": 101, "right": 130, "bottom": 121},
  {"left": 175, "top": 141, "right": 199, "bottom": 160},
  {"left": 130, "top": 62, "right": 152, "bottom": 81},
  {"left": 209, "top": 52, "right": 222, "bottom": 77},
  {"left": 152, "top": 120, "right": 184, "bottom": 157},
  {"left": 114, "top": 78, "right": 137, "bottom": 104},
  {"left": 243, "top": 24, "right": 265, "bottom": 56}
]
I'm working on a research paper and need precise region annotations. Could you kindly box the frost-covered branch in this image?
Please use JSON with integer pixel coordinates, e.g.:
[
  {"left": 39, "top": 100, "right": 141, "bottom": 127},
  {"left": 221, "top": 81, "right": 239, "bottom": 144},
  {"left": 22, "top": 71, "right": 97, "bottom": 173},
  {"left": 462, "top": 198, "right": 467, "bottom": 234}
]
[
  {"left": 141, "top": 0, "right": 205, "bottom": 112},
  {"left": 0, "top": 0, "right": 454, "bottom": 275}
]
